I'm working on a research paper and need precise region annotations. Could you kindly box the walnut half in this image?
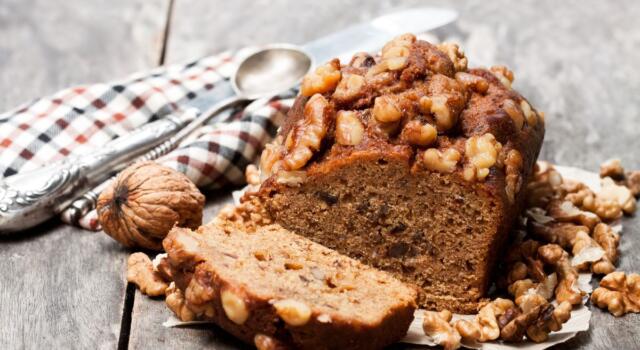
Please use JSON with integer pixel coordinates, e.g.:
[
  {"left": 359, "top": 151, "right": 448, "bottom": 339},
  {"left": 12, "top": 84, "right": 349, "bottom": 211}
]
[
  {"left": 463, "top": 133, "right": 502, "bottom": 182},
  {"left": 127, "top": 252, "right": 169, "bottom": 297},
  {"left": 422, "top": 310, "right": 461, "bottom": 350},
  {"left": 592, "top": 271, "right": 640, "bottom": 316},
  {"left": 283, "top": 94, "right": 332, "bottom": 170}
]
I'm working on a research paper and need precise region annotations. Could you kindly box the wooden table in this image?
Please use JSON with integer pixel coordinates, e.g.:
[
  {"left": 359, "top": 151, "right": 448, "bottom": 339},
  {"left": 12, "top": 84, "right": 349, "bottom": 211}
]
[{"left": 1, "top": 0, "right": 639, "bottom": 349}]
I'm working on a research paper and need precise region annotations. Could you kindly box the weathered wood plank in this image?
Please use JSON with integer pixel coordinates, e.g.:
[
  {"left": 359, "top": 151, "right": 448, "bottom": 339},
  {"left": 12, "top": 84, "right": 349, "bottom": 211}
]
[
  {"left": 135, "top": 0, "right": 640, "bottom": 349},
  {"left": 0, "top": 0, "right": 169, "bottom": 111},
  {"left": 128, "top": 191, "right": 244, "bottom": 349},
  {"left": 0, "top": 0, "right": 170, "bottom": 349}
]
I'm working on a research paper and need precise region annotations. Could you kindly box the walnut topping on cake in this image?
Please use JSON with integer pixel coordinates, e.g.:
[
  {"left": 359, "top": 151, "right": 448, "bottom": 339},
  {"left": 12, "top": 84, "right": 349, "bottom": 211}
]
[
  {"left": 437, "top": 42, "right": 468, "bottom": 72},
  {"left": 490, "top": 65, "right": 515, "bottom": 88},
  {"left": 380, "top": 33, "right": 415, "bottom": 71},
  {"left": 257, "top": 34, "right": 545, "bottom": 313},
  {"left": 423, "top": 148, "right": 461, "bottom": 173},
  {"left": 463, "top": 133, "right": 502, "bottom": 182},
  {"left": 282, "top": 94, "right": 332, "bottom": 170},
  {"left": 335, "top": 111, "right": 364, "bottom": 146},
  {"left": 301, "top": 59, "right": 341, "bottom": 97}
]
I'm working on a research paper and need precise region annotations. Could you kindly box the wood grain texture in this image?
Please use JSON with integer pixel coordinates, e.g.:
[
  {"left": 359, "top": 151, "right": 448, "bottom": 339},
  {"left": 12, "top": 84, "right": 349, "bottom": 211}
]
[
  {"left": 0, "top": 0, "right": 169, "bottom": 111},
  {"left": 2, "top": 0, "right": 639, "bottom": 349},
  {"left": 127, "top": 0, "right": 639, "bottom": 349},
  {"left": 0, "top": 0, "right": 170, "bottom": 349},
  {"left": 128, "top": 191, "right": 247, "bottom": 349}
]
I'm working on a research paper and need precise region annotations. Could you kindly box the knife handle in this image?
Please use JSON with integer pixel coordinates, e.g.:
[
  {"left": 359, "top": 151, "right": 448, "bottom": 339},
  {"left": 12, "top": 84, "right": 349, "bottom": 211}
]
[
  {"left": 60, "top": 130, "right": 180, "bottom": 225},
  {"left": 0, "top": 112, "right": 195, "bottom": 234}
]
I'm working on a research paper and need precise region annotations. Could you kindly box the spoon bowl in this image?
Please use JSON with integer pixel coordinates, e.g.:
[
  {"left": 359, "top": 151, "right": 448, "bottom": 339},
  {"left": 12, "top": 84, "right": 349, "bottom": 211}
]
[{"left": 232, "top": 44, "right": 313, "bottom": 99}]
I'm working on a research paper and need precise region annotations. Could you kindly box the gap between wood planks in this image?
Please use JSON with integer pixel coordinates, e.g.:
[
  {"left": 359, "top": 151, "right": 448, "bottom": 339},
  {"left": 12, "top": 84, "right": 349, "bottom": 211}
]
[{"left": 116, "top": 1, "right": 175, "bottom": 349}]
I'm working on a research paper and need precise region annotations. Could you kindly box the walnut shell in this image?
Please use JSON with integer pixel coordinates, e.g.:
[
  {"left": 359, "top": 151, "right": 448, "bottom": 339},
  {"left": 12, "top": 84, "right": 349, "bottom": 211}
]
[{"left": 97, "top": 161, "right": 205, "bottom": 250}]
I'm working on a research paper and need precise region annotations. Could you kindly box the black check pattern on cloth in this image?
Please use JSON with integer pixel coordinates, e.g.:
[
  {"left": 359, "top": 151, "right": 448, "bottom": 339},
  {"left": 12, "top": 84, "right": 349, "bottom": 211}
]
[{"left": 0, "top": 50, "right": 293, "bottom": 230}]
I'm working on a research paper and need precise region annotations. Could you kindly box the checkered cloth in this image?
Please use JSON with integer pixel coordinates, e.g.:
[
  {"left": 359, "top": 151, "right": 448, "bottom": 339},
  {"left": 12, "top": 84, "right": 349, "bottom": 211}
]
[{"left": 0, "top": 50, "right": 294, "bottom": 230}]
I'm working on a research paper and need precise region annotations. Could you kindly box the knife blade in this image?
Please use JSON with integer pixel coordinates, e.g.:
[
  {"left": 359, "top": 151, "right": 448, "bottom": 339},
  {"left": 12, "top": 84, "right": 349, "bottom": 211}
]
[
  {"left": 303, "top": 7, "right": 457, "bottom": 65},
  {"left": 55, "top": 7, "right": 458, "bottom": 230}
]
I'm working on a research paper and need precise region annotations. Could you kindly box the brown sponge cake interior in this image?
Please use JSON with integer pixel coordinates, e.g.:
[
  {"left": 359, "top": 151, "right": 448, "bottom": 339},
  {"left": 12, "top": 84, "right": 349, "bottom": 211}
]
[{"left": 164, "top": 223, "right": 417, "bottom": 350}]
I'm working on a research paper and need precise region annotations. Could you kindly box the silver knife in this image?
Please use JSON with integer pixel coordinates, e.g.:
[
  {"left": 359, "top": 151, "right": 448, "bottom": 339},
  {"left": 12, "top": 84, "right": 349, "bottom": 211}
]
[
  {"left": 303, "top": 7, "right": 457, "bottom": 64},
  {"left": 0, "top": 7, "right": 457, "bottom": 234}
]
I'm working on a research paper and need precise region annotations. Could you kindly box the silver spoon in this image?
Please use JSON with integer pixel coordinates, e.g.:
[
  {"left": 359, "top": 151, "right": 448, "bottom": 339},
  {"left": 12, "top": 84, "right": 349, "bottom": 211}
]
[
  {"left": 174, "top": 44, "right": 313, "bottom": 142},
  {"left": 1, "top": 44, "right": 313, "bottom": 233}
]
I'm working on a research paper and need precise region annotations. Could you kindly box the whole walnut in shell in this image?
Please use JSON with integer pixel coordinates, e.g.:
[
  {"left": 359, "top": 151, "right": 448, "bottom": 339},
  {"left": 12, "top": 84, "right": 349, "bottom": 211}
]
[{"left": 97, "top": 161, "right": 205, "bottom": 250}]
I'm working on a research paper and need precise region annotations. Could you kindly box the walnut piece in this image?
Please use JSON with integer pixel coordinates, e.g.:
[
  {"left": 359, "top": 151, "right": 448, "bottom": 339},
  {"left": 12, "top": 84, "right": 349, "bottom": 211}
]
[
  {"left": 592, "top": 223, "right": 620, "bottom": 273},
  {"left": 335, "top": 111, "right": 364, "bottom": 146},
  {"left": 283, "top": 94, "right": 332, "bottom": 170},
  {"left": 245, "top": 164, "right": 261, "bottom": 186},
  {"left": 463, "top": 133, "right": 502, "bottom": 182},
  {"left": 537, "top": 244, "right": 584, "bottom": 305},
  {"left": 221, "top": 288, "right": 250, "bottom": 325},
  {"left": 490, "top": 65, "right": 514, "bottom": 89},
  {"left": 546, "top": 199, "right": 600, "bottom": 229},
  {"left": 508, "top": 273, "right": 558, "bottom": 312},
  {"left": 526, "top": 162, "right": 564, "bottom": 208},
  {"left": 300, "top": 59, "right": 341, "bottom": 97},
  {"left": 520, "top": 100, "right": 538, "bottom": 127},
  {"left": 530, "top": 220, "right": 614, "bottom": 274},
  {"left": 153, "top": 253, "right": 173, "bottom": 282},
  {"left": 500, "top": 303, "right": 542, "bottom": 342},
  {"left": 501, "top": 301, "right": 571, "bottom": 343},
  {"left": 591, "top": 271, "right": 640, "bottom": 316},
  {"left": 400, "top": 120, "right": 437, "bottom": 146},
  {"left": 458, "top": 298, "right": 515, "bottom": 342},
  {"left": 454, "top": 72, "right": 489, "bottom": 93},
  {"left": 422, "top": 310, "right": 461, "bottom": 350},
  {"left": 596, "top": 177, "right": 636, "bottom": 217},
  {"left": 273, "top": 299, "right": 312, "bottom": 326},
  {"left": 423, "top": 148, "right": 461, "bottom": 173},
  {"left": 333, "top": 73, "right": 365, "bottom": 102},
  {"left": 526, "top": 301, "right": 572, "bottom": 343},
  {"left": 97, "top": 161, "right": 205, "bottom": 251},
  {"left": 380, "top": 33, "right": 415, "bottom": 71},
  {"left": 437, "top": 42, "right": 468, "bottom": 72},
  {"left": 504, "top": 149, "right": 524, "bottom": 203},
  {"left": 421, "top": 95, "right": 454, "bottom": 132},
  {"left": 165, "top": 282, "right": 196, "bottom": 322},
  {"left": 259, "top": 136, "right": 284, "bottom": 179},
  {"left": 502, "top": 99, "right": 525, "bottom": 130},
  {"left": 126, "top": 252, "right": 169, "bottom": 297},
  {"left": 600, "top": 158, "right": 625, "bottom": 180},
  {"left": 254, "top": 334, "right": 289, "bottom": 350},
  {"left": 184, "top": 271, "right": 216, "bottom": 315},
  {"left": 275, "top": 170, "right": 307, "bottom": 186},
  {"left": 372, "top": 95, "right": 403, "bottom": 123},
  {"left": 453, "top": 318, "right": 482, "bottom": 342},
  {"left": 624, "top": 171, "right": 640, "bottom": 197},
  {"left": 565, "top": 175, "right": 635, "bottom": 220}
]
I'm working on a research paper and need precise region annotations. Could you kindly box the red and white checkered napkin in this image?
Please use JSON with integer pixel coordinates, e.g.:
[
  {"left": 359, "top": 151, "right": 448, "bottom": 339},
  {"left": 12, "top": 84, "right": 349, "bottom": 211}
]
[{"left": 0, "top": 51, "right": 294, "bottom": 230}]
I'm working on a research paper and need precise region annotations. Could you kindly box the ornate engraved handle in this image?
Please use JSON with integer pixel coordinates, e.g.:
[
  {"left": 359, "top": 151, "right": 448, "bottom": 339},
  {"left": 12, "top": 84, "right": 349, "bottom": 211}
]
[
  {"left": 0, "top": 111, "right": 195, "bottom": 234},
  {"left": 60, "top": 132, "right": 182, "bottom": 225}
]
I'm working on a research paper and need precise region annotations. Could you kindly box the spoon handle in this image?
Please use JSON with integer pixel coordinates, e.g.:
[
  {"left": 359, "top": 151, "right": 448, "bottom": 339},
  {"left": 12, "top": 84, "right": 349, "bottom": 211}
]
[{"left": 174, "top": 95, "right": 245, "bottom": 141}]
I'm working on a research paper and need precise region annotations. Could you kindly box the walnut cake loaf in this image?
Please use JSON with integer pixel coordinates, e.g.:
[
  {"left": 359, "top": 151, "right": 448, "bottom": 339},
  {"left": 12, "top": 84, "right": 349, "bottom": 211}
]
[
  {"left": 163, "top": 223, "right": 417, "bottom": 350},
  {"left": 254, "top": 34, "right": 545, "bottom": 313}
]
